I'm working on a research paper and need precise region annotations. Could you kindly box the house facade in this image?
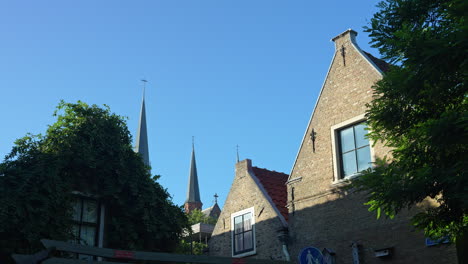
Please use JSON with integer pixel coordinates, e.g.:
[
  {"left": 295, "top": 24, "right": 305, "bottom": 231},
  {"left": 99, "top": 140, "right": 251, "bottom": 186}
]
[
  {"left": 208, "top": 29, "right": 457, "bottom": 263},
  {"left": 209, "top": 159, "right": 290, "bottom": 261},
  {"left": 286, "top": 29, "right": 457, "bottom": 263}
]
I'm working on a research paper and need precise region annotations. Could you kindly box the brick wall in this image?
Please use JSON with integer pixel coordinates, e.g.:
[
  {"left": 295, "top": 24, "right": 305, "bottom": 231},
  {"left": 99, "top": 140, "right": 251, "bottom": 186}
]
[
  {"left": 208, "top": 159, "right": 288, "bottom": 261},
  {"left": 287, "top": 29, "right": 457, "bottom": 263}
]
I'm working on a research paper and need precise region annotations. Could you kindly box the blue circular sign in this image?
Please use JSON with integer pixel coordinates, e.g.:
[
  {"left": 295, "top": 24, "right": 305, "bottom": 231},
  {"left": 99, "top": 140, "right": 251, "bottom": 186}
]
[{"left": 298, "top": 247, "right": 323, "bottom": 264}]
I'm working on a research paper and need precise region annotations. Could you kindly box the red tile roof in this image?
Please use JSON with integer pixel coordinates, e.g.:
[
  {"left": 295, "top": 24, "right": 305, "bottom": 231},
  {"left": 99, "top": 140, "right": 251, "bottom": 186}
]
[
  {"left": 363, "top": 51, "right": 390, "bottom": 72},
  {"left": 252, "top": 167, "right": 289, "bottom": 221}
]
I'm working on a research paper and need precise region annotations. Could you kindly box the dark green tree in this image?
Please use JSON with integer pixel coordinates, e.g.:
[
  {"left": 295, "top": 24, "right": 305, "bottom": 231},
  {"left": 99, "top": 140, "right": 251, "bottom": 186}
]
[
  {"left": 349, "top": 0, "right": 467, "bottom": 262},
  {"left": 0, "top": 101, "right": 189, "bottom": 258}
]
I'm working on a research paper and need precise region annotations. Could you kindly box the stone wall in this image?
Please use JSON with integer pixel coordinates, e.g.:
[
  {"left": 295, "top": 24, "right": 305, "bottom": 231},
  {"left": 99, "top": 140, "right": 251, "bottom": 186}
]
[
  {"left": 286, "top": 29, "right": 457, "bottom": 263},
  {"left": 208, "top": 159, "right": 288, "bottom": 261}
]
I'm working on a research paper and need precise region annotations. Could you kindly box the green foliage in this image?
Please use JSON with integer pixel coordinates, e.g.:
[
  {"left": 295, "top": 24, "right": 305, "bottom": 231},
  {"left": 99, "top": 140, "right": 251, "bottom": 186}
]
[
  {"left": 350, "top": 0, "right": 467, "bottom": 246},
  {"left": 174, "top": 209, "right": 217, "bottom": 255},
  {"left": 176, "top": 239, "right": 208, "bottom": 255},
  {"left": 0, "top": 101, "right": 189, "bottom": 255},
  {"left": 187, "top": 209, "right": 217, "bottom": 226}
]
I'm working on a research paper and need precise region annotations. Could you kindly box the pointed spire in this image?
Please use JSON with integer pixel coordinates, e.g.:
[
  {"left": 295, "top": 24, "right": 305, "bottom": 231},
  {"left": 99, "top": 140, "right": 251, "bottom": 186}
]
[
  {"left": 135, "top": 79, "right": 150, "bottom": 168},
  {"left": 184, "top": 138, "right": 202, "bottom": 213}
]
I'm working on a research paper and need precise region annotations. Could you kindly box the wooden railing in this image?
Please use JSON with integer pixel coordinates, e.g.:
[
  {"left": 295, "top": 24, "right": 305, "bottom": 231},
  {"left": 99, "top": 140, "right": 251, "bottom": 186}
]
[{"left": 12, "top": 239, "right": 293, "bottom": 264}]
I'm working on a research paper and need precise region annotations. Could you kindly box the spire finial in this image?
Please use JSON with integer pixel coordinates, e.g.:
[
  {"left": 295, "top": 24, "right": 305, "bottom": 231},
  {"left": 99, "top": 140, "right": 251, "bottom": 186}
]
[
  {"left": 236, "top": 145, "right": 240, "bottom": 163},
  {"left": 214, "top": 193, "right": 218, "bottom": 204},
  {"left": 192, "top": 136, "right": 195, "bottom": 150},
  {"left": 141, "top": 79, "right": 148, "bottom": 97}
]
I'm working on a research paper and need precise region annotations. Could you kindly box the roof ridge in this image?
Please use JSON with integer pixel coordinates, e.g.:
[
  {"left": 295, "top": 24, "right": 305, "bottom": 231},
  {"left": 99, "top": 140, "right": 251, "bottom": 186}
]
[{"left": 252, "top": 166, "right": 288, "bottom": 175}]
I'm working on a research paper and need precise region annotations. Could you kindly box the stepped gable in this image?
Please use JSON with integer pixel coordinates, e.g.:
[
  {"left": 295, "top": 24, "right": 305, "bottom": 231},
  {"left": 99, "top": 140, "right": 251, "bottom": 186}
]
[
  {"left": 363, "top": 51, "right": 390, "bottom": 72},
  {"left": 252, "top": 167, "right": 289, "bottom": 221}
]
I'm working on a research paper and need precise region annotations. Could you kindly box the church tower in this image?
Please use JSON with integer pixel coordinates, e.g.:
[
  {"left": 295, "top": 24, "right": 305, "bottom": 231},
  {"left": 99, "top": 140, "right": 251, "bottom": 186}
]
[
  {"left": 135, "top": 80, "right": 150, "bottom": 168},
  {"left": 184, "top": 140, "right": 202, "bottom": 213}
]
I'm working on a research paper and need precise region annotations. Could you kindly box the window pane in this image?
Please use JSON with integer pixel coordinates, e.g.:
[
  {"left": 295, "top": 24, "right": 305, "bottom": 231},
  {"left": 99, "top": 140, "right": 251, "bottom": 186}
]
[
  {"left": 339, "top": 127, "right": 355, "bottom": 153},
  {"left": 357, "top": 146, "right": 371, "bottom": 171},
  {"left": 244, "top": 230, "right": 253, "bottom": 250},
  {"left": 243, "top": 213, "right": 252, "bottom": 231},
  {"left": 354, "top": 123, "right": 369, "bottom": 148},
  {"left": 82, "top": 201, "right": 97, "bottom": 223},
  {"left": 72, "top": 200, "right": 82, "bottom": 221},
  {"left": 235, "top": 234, "right": 244, "bottom": 252},
  {"left": 80, "top": 226, "right": 96, "bottom": 246},
  {"left": 342, "top": 151, "right": 357, "bottom": 177},
  {"left": 234, "top": 216, "right": 243, "bottom": 234}
]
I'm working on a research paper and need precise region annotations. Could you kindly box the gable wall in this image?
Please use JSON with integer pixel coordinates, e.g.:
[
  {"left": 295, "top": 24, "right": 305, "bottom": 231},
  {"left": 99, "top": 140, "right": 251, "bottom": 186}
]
[
  {"left": 208, "top": 160, "right": 287, "bottom": 261},
  {"left": 286, "top": 31, "right": 456, "bottom": 263}
]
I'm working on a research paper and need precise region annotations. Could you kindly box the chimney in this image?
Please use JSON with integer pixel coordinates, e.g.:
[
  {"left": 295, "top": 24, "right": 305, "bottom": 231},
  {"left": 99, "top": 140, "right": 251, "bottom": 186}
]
[
  {"left": 235, "top": 159, "right": 252, "bottom": 174},
  {"left": 331, "top": 28, "right": 358, "bottom": 50}
]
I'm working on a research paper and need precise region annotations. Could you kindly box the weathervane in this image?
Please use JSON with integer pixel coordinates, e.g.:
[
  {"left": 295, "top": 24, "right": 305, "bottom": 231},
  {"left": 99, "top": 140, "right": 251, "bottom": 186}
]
[{"left": 236, "top": 145, "right": 240, "bottom": 163}]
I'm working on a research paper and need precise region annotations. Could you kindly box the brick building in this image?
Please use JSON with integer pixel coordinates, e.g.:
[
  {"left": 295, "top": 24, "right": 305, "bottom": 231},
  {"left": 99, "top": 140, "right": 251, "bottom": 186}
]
[
  {"left": 209, "top": 159, "right": 290, "bottom": 261},
  {"left": 209, "top": 29, "right": 457, "bottom": 263},
  {"left": 286, "top": 29, "right": 456, "bottom": 263}
]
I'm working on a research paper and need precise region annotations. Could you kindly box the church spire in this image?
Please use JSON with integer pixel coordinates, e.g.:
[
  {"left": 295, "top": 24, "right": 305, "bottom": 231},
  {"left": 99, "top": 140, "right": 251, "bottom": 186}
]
[
  {"left": 184, "top": 137, "right": 202, "bottom": 213},
  {"left": 135, "top": 79, "right": 150, "bottom": 168}
]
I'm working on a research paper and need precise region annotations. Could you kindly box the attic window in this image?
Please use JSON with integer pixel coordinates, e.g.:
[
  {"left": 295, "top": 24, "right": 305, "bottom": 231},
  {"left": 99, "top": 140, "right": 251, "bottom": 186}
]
[
  {"left": 231, "top": 207, "right": 256, "bottom": 257},
  {"left": 331, "top": 114, "right": 375, "bottom": 182},
  {"left": 338, "top": 122, "right": 371, "bottom": 177}
]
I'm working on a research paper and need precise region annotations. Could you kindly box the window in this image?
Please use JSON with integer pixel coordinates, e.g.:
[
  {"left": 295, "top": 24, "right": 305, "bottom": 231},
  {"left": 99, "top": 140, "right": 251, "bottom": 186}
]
[
  {"left": 331, "top": 114, "right": 374, "bottom": 181},
  {"left": 72, "top": 198, "right": 99, "bottom": 246},
  {"left": 231, "top": 207, "right": 256, "bottom": 257},
  {"left": 338, "top": 122, "right": 371, "bottom": 178}
]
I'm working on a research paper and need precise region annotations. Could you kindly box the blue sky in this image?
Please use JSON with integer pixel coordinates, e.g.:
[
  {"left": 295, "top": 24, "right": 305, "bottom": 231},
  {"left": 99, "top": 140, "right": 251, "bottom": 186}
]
[{"left": 0, "top": 1, "right": 381, "bottom": 208}]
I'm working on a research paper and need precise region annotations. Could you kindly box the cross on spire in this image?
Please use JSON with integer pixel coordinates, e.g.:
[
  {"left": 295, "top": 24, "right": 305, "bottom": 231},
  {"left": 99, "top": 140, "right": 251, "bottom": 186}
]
[
  {"left": 214, "top": 193, "right": 218, "bottom": 204},
  {"left": 141, "top": 79, "right": 148, "bottom": 96}
]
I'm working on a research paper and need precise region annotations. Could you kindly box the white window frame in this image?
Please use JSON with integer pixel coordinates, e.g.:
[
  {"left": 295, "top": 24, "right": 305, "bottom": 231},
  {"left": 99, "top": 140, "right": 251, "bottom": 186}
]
[
  {"left": 231, "top": 207, "right": 256, "bottom": 258},
  {"left": 70, "top": 192, "right": 105, "bottom": 260},
  {"left": 331, "top": 114, "right": 375, "bottom": 183}
]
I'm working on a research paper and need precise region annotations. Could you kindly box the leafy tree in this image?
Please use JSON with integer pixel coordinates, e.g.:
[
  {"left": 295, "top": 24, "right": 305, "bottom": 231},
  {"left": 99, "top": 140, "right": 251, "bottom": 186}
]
[
  {"left": 0, "top": 101, "right": 189, "bottom": 258},
  {"left": 349, "top": 0, "right": 467, "bottom": 262},
  {"left": 187, "top": 209, "right": 218, "bottom": 226},
  {"left": 176, "top": 209, "right": 218, "bottom": 255}
]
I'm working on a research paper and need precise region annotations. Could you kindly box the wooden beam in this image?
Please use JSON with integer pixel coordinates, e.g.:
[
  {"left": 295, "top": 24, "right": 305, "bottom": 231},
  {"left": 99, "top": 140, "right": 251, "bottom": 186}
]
[
  {"left": 12, "top": 247, "right": 54, "bottom": 264},
  {"left": 41, "top": 240, "right": 292, "bottom": 264},
  {"left": 43, "top": 258, "right": 121, "bottom": 264}
]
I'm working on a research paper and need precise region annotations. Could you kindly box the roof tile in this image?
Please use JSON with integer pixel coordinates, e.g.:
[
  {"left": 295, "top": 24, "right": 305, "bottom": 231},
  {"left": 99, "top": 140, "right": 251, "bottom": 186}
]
[
  {"left": 252, "top": 167, "right": 289, "bottom": 221},
  {"left": 363, "top": 51, "right": 390, "bottom": 72}
]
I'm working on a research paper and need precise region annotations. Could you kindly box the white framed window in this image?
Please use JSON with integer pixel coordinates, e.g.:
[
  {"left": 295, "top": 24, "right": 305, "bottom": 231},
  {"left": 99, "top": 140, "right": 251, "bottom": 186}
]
[
  {"left": 331, "top": 114, "right": 374, "bottom": 182},
  {"left": 231, "top": 207, "right": 256, "bottom": 257},
  {"left": 72, "top": 197, "right": 99, "bottom": 246},
  {"left": 72, "top": 197, "right": 102, "bottom": 260}
]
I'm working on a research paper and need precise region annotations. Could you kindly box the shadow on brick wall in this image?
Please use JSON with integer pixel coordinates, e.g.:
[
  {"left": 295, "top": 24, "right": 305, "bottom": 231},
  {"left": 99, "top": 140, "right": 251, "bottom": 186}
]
[{"left": 209, "top": 190, "right": 456, "bottom": 264}]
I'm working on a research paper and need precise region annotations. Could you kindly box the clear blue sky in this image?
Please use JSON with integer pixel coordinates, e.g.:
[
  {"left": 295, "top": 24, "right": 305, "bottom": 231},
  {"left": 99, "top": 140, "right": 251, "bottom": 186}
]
[{"left": 0, "top": 1, "right": 381, "bottom": 208}]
